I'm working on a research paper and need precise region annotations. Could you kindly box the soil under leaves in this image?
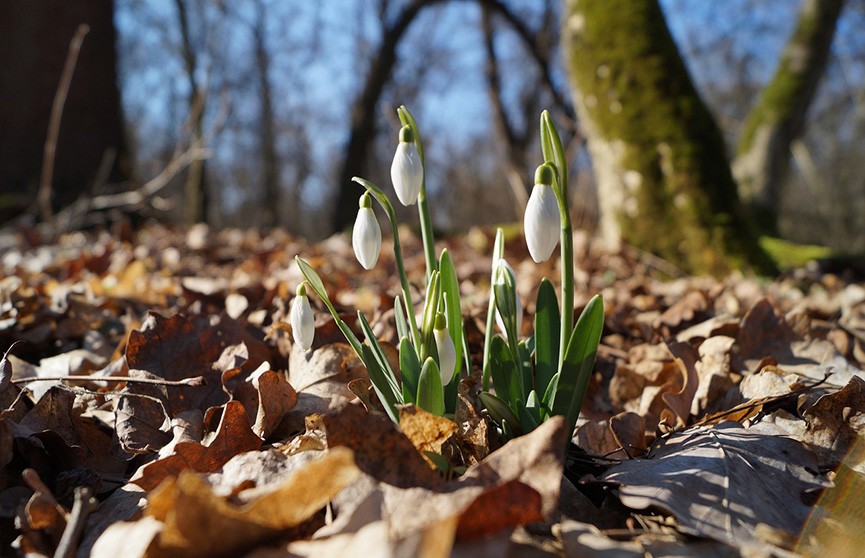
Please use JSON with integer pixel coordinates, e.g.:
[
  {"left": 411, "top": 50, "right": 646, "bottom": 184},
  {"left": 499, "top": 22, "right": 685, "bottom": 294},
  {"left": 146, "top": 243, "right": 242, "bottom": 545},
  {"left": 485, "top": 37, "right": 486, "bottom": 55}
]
[{"left": 1, "top": 223, "right": 864, "bottom": 557}]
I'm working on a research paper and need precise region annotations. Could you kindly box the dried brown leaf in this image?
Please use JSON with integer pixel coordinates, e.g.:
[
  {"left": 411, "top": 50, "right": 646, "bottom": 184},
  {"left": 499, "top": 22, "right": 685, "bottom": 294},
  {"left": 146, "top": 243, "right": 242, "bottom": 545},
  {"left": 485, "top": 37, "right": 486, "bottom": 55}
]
[
  {"left": 143, "top": 447, "right": 358, "bottom": 557},
  {"left": 399, "top": 405, "right": 458, "bottom": 468},
  {"left": 602, "top": 422, "right": 831, "bottom": 546},
  {"left": 130, "top": 400, "right": 262, "bottom": 491}
]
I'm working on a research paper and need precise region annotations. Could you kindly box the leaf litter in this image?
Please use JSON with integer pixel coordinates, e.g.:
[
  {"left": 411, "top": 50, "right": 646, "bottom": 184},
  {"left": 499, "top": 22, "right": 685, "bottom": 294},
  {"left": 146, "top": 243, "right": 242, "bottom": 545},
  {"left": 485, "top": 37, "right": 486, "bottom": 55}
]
[{"left": 0, "top": 225, "right": 863, "bottom": 556}]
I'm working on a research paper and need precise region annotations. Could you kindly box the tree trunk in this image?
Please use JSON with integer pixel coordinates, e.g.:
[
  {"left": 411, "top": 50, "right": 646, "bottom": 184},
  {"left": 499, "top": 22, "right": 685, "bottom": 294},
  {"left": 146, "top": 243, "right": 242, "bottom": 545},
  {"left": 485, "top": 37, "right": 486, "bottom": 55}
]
[
  {"left": 734, "top": 0, "right": 846, "bottom": 235},
  {"left": 0, "top": 0, "right": 129, "bottom": 224},
  {"left": 561, "top": 0, "right": 775, "bottom": 275},
  {"left": 332, "top": 0, "right": 427, "bottom": 233},
  {"left": 253, "top": 2, "right": 280, "bottom": 229},
  {"left": 174, "top": 0, "right": 209, "bottom": 225}
]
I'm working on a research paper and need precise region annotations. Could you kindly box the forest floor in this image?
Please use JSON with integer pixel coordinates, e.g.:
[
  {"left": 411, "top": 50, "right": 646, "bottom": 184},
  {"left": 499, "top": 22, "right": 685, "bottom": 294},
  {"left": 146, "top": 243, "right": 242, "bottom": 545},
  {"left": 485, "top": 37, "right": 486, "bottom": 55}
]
[{"left": 1, "top": 222, "right": 863, "bottom": 557}]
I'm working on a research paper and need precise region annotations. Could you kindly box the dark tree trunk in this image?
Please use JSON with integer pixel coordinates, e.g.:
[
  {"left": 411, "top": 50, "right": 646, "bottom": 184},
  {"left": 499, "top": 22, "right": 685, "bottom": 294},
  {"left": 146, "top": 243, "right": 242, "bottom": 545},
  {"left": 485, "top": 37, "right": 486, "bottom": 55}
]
[
  {"left": 332, "top": 0, "right": 427, "bottom": 233},
  {"left": 0, "top": 0, "right": 129, "bottom": 224},
  {"left": 174, "top": 0, "right": 209, "bottom": 225},
  {"left": 253, "top": 3, "right": 280, "bottom": 229}
]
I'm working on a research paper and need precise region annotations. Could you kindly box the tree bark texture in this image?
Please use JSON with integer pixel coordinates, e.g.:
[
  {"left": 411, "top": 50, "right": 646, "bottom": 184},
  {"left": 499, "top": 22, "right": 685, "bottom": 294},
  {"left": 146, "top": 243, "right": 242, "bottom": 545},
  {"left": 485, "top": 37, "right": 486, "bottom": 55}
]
[
  {"left": 0, "top": 0, "right": 129, "bottom": 224},
  {"left": 734, "top": 0, "right": 846, "bottom": 235},
  {"left": 562, "top": 0, "right": 775, "bottom": 275}
]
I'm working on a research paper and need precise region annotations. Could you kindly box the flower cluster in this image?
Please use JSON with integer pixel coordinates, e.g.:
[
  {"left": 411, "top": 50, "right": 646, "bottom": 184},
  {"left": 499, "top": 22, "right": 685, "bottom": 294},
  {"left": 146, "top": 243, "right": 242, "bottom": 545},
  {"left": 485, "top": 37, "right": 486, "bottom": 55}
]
[{"left": 292, "top": 107, "right": 603, "bottom": 450}]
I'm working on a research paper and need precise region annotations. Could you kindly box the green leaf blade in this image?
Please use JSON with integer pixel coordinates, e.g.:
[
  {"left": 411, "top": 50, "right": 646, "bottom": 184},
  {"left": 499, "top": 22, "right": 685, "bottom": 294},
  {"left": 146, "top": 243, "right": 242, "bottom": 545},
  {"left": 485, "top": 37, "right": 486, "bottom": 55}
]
[
  {"left": 534, "top": 278, "right": 560, "bottom": 399},
  {"left": 399, "top": 336, "right": 421, "bottom": 403},
  {"left": 416, "top": 357, "right": 445, "bottom": 416},
  {"left": 552, "top": 295, "right": 604, "bottom": 440}
]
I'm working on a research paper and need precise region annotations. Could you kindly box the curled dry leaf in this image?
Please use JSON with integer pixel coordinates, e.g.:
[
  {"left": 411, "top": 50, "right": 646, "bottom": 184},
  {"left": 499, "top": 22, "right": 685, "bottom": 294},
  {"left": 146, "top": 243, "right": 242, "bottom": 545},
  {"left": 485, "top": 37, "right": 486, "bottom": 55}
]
[
  {"left": 659, "top": 341, "right": 700, "bottom": 431},
  {"left": 284, "top": 342, "right": 368, "bottom": 434},
  {"left": 801, "top": 375, "right": 865, "bottom": 471},
  {"left": 399, "top": 405, "right": 458, "bottom": 469},
  {"left": 130, "top": 400, "right": 261, "bottom": 491},
  {"left": 146, "top": 447, "right": 358, "bottom": 558},
  {"left": 117, "top": 313, "right": 228, "bottom": 454},
  {"left": 321, "top": 403, "right": 443, "bottom": 490},
  {"left": 602, "top": 421, "right": 831, "bottom": 547}
]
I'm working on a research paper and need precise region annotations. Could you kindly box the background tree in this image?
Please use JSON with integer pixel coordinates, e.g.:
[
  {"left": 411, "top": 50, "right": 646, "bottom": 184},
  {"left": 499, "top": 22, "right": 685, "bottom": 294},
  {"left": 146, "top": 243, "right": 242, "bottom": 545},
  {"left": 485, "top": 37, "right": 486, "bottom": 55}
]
[
  {"left": 0, "top": 0, "right": 129, "bottom": 223},
  {"left": 560, "top": 0, "right": 848, "bottom": 274},
  {"left": 733, "top": 0, "right": 846, "bottom": 235}
]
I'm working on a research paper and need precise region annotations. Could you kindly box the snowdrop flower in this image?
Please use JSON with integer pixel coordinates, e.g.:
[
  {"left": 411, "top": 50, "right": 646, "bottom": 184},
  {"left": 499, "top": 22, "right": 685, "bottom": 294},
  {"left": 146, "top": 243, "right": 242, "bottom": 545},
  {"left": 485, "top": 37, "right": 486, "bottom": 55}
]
[
  {"left": 433, "top": 313, "right": 456, "bottom": 386},
  {"left": 493, "top": 258, "right": 522, "bottom": 341},
  {"left": 352, "top": 192, "right": 381, "bottom": 270},
  {"left": 524, "top": 164, "right": 560, "bottom": 263},
  {"left": 290, "top": 283, "right": 314, "bottom": 351},
  {"left": 390, "top": 125, "right": 423, "bottom": 206}
]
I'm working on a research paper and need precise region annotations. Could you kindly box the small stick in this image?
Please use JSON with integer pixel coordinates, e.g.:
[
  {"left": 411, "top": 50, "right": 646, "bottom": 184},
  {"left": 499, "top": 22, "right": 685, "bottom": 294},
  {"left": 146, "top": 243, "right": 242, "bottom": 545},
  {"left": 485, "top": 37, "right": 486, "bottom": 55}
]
[
  {"left": 39, "top": 24, "right": 90, "bottom": 224},
  {"left": 11, "top": 375, "right": 206, "bottom": 387},
  {"left": 54, "top": 487, "right": 97, "bottom": 558}
]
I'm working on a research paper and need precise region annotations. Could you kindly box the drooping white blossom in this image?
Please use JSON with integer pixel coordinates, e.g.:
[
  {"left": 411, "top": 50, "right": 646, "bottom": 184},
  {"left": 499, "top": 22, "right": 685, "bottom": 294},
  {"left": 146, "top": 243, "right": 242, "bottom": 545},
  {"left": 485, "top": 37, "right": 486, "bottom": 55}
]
[
  {"left": 352, "top": 193, "right": 381, "bottom": 270},
  {"left": 390, "top": 126, "right": 423, "bottom": 206},
  {"left": 524, "top": 181, "right": 560, "bottom": 263},
  {"left": 433, "top": 313, "right": 456, "bottom": 386},
  {"left": 290, "top": 283, "right": 315, "bottom": 351}
]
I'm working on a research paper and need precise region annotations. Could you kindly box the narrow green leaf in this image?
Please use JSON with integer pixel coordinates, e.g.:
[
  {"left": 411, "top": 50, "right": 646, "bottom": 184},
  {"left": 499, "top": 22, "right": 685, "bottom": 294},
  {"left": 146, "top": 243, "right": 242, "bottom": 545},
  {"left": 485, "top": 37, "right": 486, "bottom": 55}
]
[
  {"left": 394, "top": 296, "right": 409, "bottom": 343},
  {"left": 534, "top": 278, "right": 560, "bottom": 398},
  {"left": 541, "top": 372, "right": 559, "bottom": 419},
  {"left": 517, "top": 339, "right": 533, "bottom": 401},
  {"left": 489, "top": 335, "right": 524, "bottom": 413},
  {"left": 482, "top": 227, "right": 505, "bottom": 390},
  {"left": 518, "top": 394, "right": 541, "bottom": 433},
  {"left": 399, "top": 336, "right": 421, "bottom": 403},
  {"left": 552, "top": 295, "right": 604, "bottom": 442},
  {"left": 540, "top": 110, "right": 567, "bottom": 186},
  {"left": 477, "top": 391, "right": 521, "bottom": 436},
  {"left": 294, "top": 256, "right": 328, "bottom": 302},
  {"left": 423, "top": 451, "right": 450, "bottom": 473},
  {"left": 417, "top": 357, "right": 444, "bottom": 416},
  {"left": 439, "top": 250, "right": 463, "bottom": 377},
  {"left": 419, "top": 271, "right": 440, "bottom": 360},
  {"left": 362, "top": 344, "right": 400, "bottom": 423},
  {"left": 357, "top": 311, "right": 402, "bottom": 403}
]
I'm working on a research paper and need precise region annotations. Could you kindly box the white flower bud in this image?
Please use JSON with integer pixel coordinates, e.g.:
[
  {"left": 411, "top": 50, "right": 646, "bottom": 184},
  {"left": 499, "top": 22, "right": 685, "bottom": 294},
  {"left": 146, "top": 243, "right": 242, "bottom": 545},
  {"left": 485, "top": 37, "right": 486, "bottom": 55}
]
[
  {"left": 433, "top": 313, "right": 456, "bottom": 386},
  {"left": 390, "top": 126, "right": 423, "bottom": 206},
  {"left": 352, "top": 193, "right": 381, "bottom": 270},
  {"left": 493, "top": 259, "right": 522, "bottom": 341},
  {"left": 525, "top": 165, "right": 560, "bottom": 263},
  {"left": 290, "top": 283, "right": 314, "bottom": 351}
]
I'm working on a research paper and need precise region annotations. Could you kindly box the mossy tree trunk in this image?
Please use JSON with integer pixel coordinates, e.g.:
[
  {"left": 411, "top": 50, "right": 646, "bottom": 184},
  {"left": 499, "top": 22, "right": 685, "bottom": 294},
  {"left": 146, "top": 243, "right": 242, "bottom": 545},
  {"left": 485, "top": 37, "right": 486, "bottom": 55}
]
[
  {"left": 734, "top": 0, "right": 846, "bottom": 235},
  {"left": 562, "top": 0, "right": 775, "bottom": 276}
]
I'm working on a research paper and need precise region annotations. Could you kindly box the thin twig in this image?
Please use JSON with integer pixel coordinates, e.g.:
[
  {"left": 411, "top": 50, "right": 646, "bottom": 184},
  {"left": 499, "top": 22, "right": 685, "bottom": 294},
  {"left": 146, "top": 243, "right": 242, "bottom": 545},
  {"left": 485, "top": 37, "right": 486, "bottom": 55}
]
[
  {"left": 53, "top": 487, "right": 97, "bottom": 558},
  {"left": 12, "top": 375, "right": 206, "bottom": 386},
  {"left": 39, "top": 24, "right": 90, "bottom": 224}
]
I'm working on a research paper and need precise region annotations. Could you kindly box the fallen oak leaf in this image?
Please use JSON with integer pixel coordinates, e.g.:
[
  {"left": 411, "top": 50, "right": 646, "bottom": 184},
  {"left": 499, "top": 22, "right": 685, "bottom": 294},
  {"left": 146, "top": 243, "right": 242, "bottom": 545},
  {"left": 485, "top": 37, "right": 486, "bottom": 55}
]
[
  {"left": 602, "top": 421, "right": 831, "bottom": 546},
  {"left": 321, "top": 403, "right": 443, "bottom": 490},
  {"left": 659, "top": 341, "right": 699, "bottom": 431},
  {"left": 801, "top": 375, "right": 865, "bottom": 471},
  {"left": 130, "top": 401, "right": 261, "bottom": 491},
  {"left": 142, "top": 447, "right": 359, "bottom": 558},
  {"left": 398, "top": 404, "right": 458, "bottom": 469}
]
